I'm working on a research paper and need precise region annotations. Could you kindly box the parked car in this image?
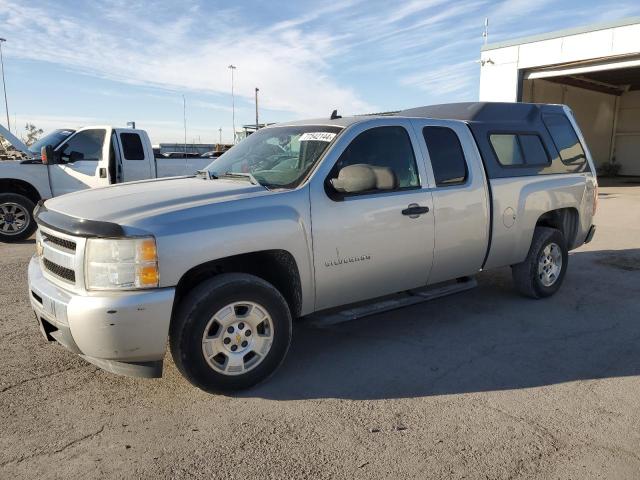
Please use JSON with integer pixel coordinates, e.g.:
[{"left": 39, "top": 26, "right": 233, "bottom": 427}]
[
  {"left": 0, "top": 126, "right": 212, "bottom": 242},
  {"left": 28, "top": 102, "right": 597, "bottom": 392},
  {"left": 201, "top": 150, "right": 225, "bottom": 159},
  {"left": 162, "top": 151, "right": 202, "bottom": 159}
]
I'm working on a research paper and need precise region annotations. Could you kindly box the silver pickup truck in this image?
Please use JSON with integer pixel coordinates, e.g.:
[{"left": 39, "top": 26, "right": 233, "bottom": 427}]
[{"left": 27, "top": 102, "right": 597, "bottom": 392}]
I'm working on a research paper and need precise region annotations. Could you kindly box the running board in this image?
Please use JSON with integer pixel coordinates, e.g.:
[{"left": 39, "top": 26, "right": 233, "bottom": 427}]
[{"left": 304, "top": 277, "right": 477, "bottom": 328}]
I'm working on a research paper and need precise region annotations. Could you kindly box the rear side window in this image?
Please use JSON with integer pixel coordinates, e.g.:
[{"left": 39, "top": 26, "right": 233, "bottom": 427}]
[
  {"left": 120, "top": 133, "right": 145, "bottom": 160},
  {"left": 490, "top": 133, "right": 550, "bottom": 167},
  {"left": 422, "top": 126, "right": 468, "bottom": 186},
  {"left": 519, "top": 135, "right": 549, "bottom": 165},
  {"left": 542, "top": 114, "right": 586, "bottom": 167},
  {"left": 490, "top": 134, "right": 524, "bottom": 166},
  {"left": 335, "top": 126, "right": 420, "bottom": 190}
]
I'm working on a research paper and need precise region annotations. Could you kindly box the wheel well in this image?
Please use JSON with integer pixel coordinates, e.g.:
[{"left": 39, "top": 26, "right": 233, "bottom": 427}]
[
  {"left": 535, "top": 208, "right": 579, "bottom": 247},
  {"left": 0, "top": 179, "right": 42, "bottom": 204},
  {"left": 173, "top": 250, "right": 303, "bottom": 318}
]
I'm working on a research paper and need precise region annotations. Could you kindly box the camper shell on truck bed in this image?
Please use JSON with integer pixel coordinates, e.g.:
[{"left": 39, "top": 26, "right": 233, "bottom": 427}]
[{"left": 399, "top": 102, "right": 591, "bottom": 178}]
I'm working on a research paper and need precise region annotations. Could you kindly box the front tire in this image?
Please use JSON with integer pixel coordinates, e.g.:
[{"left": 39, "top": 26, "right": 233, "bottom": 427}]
[
  {"left": 0, "top": 193, "right": 37, "bottom": 242},
  {"left": 170, "top": 273, "right": 292, "bottom": 393},
  {"left": 512, "top": 226, "right": 568, "bottom": 299}
]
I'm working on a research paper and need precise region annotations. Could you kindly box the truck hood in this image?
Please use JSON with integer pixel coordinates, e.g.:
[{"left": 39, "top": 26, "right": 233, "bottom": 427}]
[
  {"left": 0, "top": 124, "right": 32, "bottom": 158},
  {"left": 44, "top": 176, "right": 268, "bottom": 226}
]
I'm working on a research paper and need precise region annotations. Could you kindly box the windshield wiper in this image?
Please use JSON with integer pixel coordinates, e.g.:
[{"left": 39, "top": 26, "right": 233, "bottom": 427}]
[{"left": 218, "top": 171, "right": 259, "bottom": 185}]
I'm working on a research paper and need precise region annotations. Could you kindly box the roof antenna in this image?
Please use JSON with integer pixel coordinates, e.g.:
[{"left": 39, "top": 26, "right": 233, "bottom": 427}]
[
  {"left": 482, "top": 17, "right": 489, "bottom": 45},
  {"left": 330, "top": 109, "right": 341, "bottom": 120}
]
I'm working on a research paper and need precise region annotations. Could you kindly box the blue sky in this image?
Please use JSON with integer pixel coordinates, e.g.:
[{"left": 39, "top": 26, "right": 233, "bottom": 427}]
[{"left": 1, "top": 0, "right": 639, "bottom": 143}]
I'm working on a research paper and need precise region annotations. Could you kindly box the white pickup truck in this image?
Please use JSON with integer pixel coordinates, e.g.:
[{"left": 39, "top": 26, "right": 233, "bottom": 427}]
[{"left": 0, "top": 125, "right": 210, "bottom": 242}]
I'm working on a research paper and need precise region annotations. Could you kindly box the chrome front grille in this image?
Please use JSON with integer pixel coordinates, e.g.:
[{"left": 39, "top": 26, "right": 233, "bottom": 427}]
[
  {"left": 42, "top": 232, "right": 76, "bottom": 252},
  {"left": 43, "top": 258, "right": 76, "bottom": 282},
  {"left": 39, "top": 228, "right": 81, "bottom": 287}
]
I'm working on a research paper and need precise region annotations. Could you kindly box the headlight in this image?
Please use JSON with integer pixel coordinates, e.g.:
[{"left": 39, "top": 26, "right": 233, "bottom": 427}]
[{"left": 85, "top": 237, "right": 159, "bottom": 290}]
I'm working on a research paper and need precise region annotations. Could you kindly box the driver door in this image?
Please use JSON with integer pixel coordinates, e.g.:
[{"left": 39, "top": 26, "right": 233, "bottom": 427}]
[
  {"left": 50, "top": 128, "right": 111, "bottom": 196},
  {"left": 309, "top": 120, "right": 435, "bottom": 311}
]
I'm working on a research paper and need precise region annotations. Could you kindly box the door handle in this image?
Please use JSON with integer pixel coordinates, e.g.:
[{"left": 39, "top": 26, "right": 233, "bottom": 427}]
[
  {"left": 99, "top": 168, "right": 107, "bottom": 178},
  {"left": 402, "top": 204, "right": 430, "bottom": 217}
]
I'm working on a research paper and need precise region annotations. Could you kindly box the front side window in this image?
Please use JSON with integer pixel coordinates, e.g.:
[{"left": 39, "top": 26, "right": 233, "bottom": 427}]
[
  {"left": 542, "top": 114, "right": 586, "bottom": 166},
  {"left": 422, "top": 126, "right": 468, "bottom": 186},
  {"left": 208, "top": 125, "right": 341, "bottom": 188},
  {"left": 333, "top": 126, "right": 420, "bottom": 191},
  {"left": 59, "top": 129, "right": 106, "bottom": 162}
]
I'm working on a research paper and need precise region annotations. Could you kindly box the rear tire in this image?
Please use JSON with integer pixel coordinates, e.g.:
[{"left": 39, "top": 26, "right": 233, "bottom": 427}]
[
  {"left": 170, "top": 273, "right": 292, "bottom": 393},
  {"left": 0, "top": 193, "right": 37, "bottom": 242},
  {"left": 512, "top": 226, "right": 568, "bottom": 299}
]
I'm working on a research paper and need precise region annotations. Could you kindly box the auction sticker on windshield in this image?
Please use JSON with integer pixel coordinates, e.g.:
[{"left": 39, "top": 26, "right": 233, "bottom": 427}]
[{"left": 299, "top": 132, "right": 337, "bottom": 142}]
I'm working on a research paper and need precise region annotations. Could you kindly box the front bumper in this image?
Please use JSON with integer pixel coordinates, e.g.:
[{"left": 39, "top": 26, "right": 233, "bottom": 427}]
[{"left": 28, "top": 255, "right": 175, "bottom": 378}]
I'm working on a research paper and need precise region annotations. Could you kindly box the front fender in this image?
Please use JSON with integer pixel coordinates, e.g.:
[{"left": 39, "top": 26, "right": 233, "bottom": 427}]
[
  {"left": 0, "top": 161, "right": 52, "bottom": 198},
  {"left": 139, "top": 187, "right": 315, "bottom": 314}
]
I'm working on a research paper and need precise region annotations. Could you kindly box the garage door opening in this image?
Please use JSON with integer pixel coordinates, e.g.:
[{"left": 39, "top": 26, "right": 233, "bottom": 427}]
[{"left": 522, "top": 61, "right": 640, "bottom": 176}]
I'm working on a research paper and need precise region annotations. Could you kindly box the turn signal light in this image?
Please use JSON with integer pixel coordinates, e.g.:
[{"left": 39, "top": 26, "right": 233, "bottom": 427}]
[
  {"left": 137, "top": 265, "right": 160, "bottom": 287},
  {"left": 41, "top": 146, "right": 49, "bottom": 164},
  {"left": 138, "top": 238, "right": 157, "bottom": 262}
]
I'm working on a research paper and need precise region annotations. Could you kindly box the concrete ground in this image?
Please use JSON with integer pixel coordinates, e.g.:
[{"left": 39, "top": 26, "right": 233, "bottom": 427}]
[{"left": 1, "top": 182, "right": 639, "bottom": 479}]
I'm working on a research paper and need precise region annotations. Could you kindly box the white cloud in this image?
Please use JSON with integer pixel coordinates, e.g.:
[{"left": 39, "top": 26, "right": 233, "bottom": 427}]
[
  {"left": 0, "top": 0, "right": 375, "bottom": 118},
  {"left": 401, "top": 61, "right": 479, "bottom": 99}
]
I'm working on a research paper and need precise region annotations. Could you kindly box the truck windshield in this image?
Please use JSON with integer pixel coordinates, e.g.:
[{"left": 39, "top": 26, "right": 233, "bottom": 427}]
[
  {"left": 207, "top": 125, "right": 342, "bottom": 188},
  {"left": 29, "top": 129, "right": 76, "bottom": 156}
]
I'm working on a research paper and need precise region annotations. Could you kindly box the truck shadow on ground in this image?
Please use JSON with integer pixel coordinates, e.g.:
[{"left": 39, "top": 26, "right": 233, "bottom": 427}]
[{"left": 245, "top": 248, "right": 640, "bottom": 401}]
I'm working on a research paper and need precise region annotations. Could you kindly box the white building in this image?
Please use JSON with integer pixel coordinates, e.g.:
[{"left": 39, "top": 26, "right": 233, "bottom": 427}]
[{"left": 479, "top": 17, "right": 640, "bottom": 175}]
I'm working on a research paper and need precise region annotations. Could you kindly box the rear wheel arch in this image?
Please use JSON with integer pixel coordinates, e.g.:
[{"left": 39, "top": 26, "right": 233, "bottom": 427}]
[
  {"left": 172, "top": 249, "right": 303, "bottom": 320},
  {"left": 534, "top": 207, "right": 579, "bottom": 248}
]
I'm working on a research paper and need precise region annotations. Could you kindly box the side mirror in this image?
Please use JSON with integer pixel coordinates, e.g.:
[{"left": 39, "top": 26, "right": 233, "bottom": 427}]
[
  {"left": 330, "top": 164, "right": 398, "bottom": 194},
  {"left": 41, "top": 145, "right": 56, "bottom": 164},
  {"left": 330, "top": 164, "right": 376, "bottom": 193}
]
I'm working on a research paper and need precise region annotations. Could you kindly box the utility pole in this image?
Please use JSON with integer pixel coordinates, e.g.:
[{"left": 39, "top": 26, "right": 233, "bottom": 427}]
[
  {"left": 228, "top": 64, "right": 237, "bottom": 143},
  {"left": 182, "top": 94, "right": 187, "bottom": 157},
  {"left": 0, "top": 38, "right": 10, "bottom": 133},
  {"left": 255, "top": 87, "right": 259, "bottom": 131}
]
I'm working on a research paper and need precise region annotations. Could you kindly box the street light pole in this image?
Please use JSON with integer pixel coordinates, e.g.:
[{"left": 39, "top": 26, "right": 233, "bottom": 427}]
[
  {"left": 228, "top": 64, "right": 236, "bottom": 143},
  {"left": 255, "top": 87, "right": 259, "bottom": 131},
  {"left": 182, "top": 95, "right": 187, "bottom": 158},
  {"left": 0, "top": 38, "right": 10, "bottom": 133},
  {"left": 218, "top": 127, "right": 222, "bottom": 145}
]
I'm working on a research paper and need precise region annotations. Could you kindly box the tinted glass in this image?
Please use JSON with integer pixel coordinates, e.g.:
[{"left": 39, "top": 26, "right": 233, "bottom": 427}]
[
  {"left": 422, "top": 126, "right": 468, "bottom": 186},
  {"left": 519, "top": 134, "right": 549, "bottom": 165},
  {"left": 120, "top": 133, "right": 145, "bottom": 160},
  {"left": 59, "top": 129, "right": 105, "bottom": 162},
  {"left": 543, "top": 114, "right": 586, "bottom": 166},
  {"left": 29, "top": 129, "right": 75, "bottom": 155},
  {"left": 335, "top": 126, "right": 419, "bottom": 189},
  {"left": 490, "top": 134, "right": 524, "bottom": 166}
]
